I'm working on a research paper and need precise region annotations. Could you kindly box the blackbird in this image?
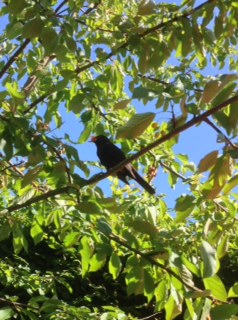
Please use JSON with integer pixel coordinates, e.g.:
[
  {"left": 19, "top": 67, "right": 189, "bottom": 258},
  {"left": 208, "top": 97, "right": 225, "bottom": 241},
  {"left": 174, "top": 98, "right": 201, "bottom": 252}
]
[{"left": 91, "top": 135, "right": 155, "bottom": 194}]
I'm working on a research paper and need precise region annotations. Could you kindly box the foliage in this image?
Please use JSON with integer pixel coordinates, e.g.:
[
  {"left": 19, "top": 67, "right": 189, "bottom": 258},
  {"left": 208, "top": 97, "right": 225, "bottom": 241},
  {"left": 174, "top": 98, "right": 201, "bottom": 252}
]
[{"left": 0, "top": 0, "right": 238, "bottom": 319}]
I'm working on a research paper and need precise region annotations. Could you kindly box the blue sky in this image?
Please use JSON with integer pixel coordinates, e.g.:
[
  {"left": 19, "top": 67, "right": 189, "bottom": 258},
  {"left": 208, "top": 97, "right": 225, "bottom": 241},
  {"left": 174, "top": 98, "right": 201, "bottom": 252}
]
[{"left": 0, "top": 0, "right": 234, "bottom": 209}]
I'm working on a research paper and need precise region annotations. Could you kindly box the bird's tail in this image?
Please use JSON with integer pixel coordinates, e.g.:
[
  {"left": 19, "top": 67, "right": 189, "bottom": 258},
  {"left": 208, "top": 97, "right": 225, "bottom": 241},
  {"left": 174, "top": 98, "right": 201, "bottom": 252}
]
[{"left": 131, "top": 169, "right": 155, "bottom": 195}]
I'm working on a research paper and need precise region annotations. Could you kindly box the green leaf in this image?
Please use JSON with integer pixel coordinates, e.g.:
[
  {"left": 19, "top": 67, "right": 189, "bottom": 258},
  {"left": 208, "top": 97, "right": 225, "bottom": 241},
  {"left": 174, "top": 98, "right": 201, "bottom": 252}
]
[
  {"left": 77, "top": 201, "right": 101, "bottom": 214},
  {"left": 175, "top": 195, "right": 196, "bottom": 222},
  {"left": 211, "top": 82, "right": 237, "bottom": 107},
  {"left": 30, "top": 223, "right": 44, "bottom": 245},
  {"left": 229, "top": 101, "right": 238, "bottom": 131},
  {"left": 204, "top": 275, "right": 227, "bottom": 302},
  {"left": 6, "top": 22, "right": 23, "bottom": 39},
  {"left": 117, "top": 112, "right": 155, "bottom": 139},
  {"left": 21, "top": 167, "right": 41, "bottom": 188},
  {"left": 217, "top": 235, "right": 229, "bottom": 259},
  {"left": 13, "top": 224, "right": 28, "bottom": 254},
  {"left": 155, "top": 279, "right": 167, "bottom": 305},
  {"left": 125, "top": 265, "right": 144, "bottom": 296},
  {"left": 22, "top": 17, "right": 44, "bottom": 38},
  {"left": 109, "top": 252, "right": 122, "bottom": 279},
  {"left": 5, "top": 82, "right": 25, "bottom": 99},
  {"left": 0, "top": 308, "right": 14, "bottom": 320},
  {"left": 41, "top": 27, "right": 59, "bottom": 53},
  {"left": 0, "top": 223, "right": 11, "bottom": 242},
  {"left": 97, "top": 219, "right": 112, "bottom": 236},
  {"left": 6, "top": 0, "right": 29, "bottom": 14},
  {"left": 132, "top": 87, "right": 154, "bottom": 99},
  {"left": 137, "top": 0, "right": 156, "bottom": 15},
  {"left": 185, "top": 290, "right": 211, "bottom": 299},
  {"left": 198, "top": 150, "right": 218, "bottom": 173},
  {"left": 128, "top": 220, "right": 158, "bottom": 237},
  {"left": 165, "top": 294, "right": 182, "bottom": 320},
  {"left": 210, "top": 304, "right": 238, "bottom": 320},
  {"left": 63, "top": 232, "right": 80, "bottom": 247},
  {"left": 89, "top": 252, "right": 107, "bottom": 272},
  {"left": 200, "top": 240, "right": 217, "bottom": 278},
  {"left": 78, "top": 124, "right": 92, "bottom": 144},
  {"left": 79, "top": 236, "right": 93, "bottom": 277},
  {"left": 144, "top": 269, "right": 154, "bottom": 302},
  {"left": 68, "top": 94, "right": 85, "bottom": 114},
  {"left": 228, "top": 282, "right": 238, "bottom": 298},
  {"left": 114, "top": 99, "right": 131, "bottom": 110},
  {"left": 223, "top": 174, "right": 238, "bottom": 194},
  {"left": 200, "top": 80, "right": 224, "bottom": 105},
  {"left": 181, "top": 255, "right": 200, "bottom": 277}
]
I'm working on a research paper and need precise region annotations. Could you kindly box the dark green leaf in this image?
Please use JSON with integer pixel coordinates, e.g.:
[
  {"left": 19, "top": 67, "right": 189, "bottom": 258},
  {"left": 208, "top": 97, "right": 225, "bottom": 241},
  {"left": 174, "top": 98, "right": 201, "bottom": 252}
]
[{"left": 210, "top": 304, "right": 238, "bottom": 320}]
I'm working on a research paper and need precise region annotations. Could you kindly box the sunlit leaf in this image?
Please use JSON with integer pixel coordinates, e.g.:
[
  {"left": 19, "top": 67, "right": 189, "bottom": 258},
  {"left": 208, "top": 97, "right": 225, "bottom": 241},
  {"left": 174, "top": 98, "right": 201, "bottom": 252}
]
[
  {"left": 63, "top": 232, "right": 80, "bottom": 247},
  {"left": 222, "top": 174, "right": 238, "bottom": 194},
  {"left": 30, "top": 223, "right": 44, "bottom": 245},
  {"left": 0, "top": 308, "right": 14, "bottom": 320},
  {"left": 198, "top": 150, "right": 218, "bottom": 173},
  {"left": 117, "top": 112, "right": 155, "bottom": 139},
  {"left": 204, "top": 275, "right": 227, "bottom": 302},
  {"left": 109, "top": 252, "right": 122, "bottom": 279},
  {"left": 79, "top": 236, "right": 93, "bottom": 277},
  {"left": 228, "top": 282, "right": 238, "bottom": 298},
  {"left": 200, "top": 240, "right": 217, "bottom": 278}
]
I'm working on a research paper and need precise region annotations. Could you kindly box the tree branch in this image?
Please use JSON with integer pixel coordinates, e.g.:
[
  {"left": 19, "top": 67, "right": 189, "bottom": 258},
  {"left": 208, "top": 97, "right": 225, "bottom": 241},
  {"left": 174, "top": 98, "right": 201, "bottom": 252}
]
[
  {"left": 86, "top": 94, "right": 238, "bottom": 186},
  {"left": 140, "top": 0, "right": 216, "bottom": 37},
  {"left": 4, "top": 186, "right": 72, "bottom": 214},
  {"left": 23, "top": 93, "right": 50, "bottom": 114},
  {"left": 76, "top": 0, "right": 214, "bottom": 74},
  {"left": 55, "top": 0, "right": 68, "bottom": 13},
  {"left": 4, "top": 94, "right": 238, "bottom": 214},
  {"left": 108, "top": 233, "right": 203, "bottom": 292},
  {"left": 0, "top": 39, "right": 30, "bottom": 79}
]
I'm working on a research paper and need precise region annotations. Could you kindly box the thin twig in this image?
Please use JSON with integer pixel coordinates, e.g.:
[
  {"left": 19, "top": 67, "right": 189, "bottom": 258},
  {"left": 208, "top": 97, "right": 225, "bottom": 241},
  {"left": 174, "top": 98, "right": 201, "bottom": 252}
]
[
  {"left": 204, "top": 118, "right": 238, "bottom": 149},
  {"left": 140, "top": 0, "right": 216, "bottom": 37},
  {"left": 0, "top": 161, "right": 24, "bottom": 174},
  {"left": 82, "top": 0, "right": 101, "bottom": 15},
  {"left": 0, "top": 39, "right": 30, "bottom": 79},
  {"left": 75, "top": 0, "right": 214, "bottom": 74},
  {"left": 55, "top": 0, "right": 68, "bottom": 13},
  {"left": 23, "top": 93, "right": 50, "bottom": 114},
  {"left": 108, "top": 233, "right": 202, "bottom": 292}
]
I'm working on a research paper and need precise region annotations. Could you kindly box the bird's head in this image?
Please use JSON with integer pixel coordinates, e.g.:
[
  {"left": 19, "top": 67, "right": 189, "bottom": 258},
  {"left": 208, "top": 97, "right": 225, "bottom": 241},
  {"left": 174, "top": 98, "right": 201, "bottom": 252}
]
[{"left": 90, "top": 135, "right": 108, "bottom": 143}]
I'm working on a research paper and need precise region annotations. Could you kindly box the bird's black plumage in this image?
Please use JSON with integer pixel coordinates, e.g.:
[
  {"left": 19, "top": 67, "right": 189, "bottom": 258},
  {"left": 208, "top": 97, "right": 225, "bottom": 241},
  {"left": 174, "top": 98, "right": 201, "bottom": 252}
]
[{"left": 91, "top": 135, "right": 155, "bottom": 195}]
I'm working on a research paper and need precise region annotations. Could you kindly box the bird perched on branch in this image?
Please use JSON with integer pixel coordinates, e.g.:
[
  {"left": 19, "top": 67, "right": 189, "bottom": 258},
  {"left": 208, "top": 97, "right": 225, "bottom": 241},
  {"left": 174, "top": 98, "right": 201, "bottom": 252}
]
[{"left": 91, "top": 135, "right": 155, "bottom": 195}]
